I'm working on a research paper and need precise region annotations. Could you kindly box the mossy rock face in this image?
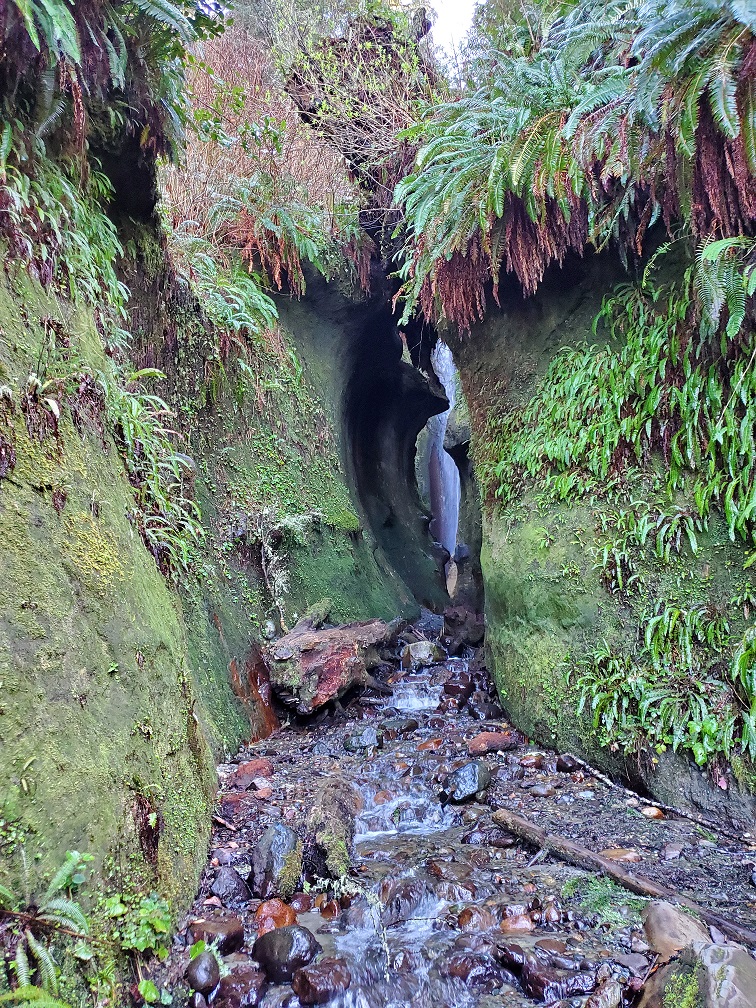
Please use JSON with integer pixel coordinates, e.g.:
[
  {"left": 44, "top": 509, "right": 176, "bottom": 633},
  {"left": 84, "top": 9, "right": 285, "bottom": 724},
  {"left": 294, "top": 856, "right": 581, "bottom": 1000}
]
[
  {"left": 0, "top": 270, "right": 215, "bottom": 903},
  {"left": 449, "top": 251, "right": 756, "bottom": 825}
]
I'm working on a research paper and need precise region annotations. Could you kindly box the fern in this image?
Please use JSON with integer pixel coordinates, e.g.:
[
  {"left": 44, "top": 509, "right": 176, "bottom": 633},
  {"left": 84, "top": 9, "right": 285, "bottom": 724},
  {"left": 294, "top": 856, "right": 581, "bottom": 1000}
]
[{"left": 0, "top": 988, "right": 74, "bottom": 1008}]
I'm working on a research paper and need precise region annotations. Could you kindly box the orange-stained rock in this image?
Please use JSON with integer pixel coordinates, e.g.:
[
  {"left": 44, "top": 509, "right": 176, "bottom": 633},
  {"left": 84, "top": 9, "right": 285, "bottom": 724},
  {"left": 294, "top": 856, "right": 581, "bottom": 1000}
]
[
  {"left": 373, "top": 790, "right": 393, "bottom": 805},
  {"left": 254, "top": 899, "right": 297, "bottom": 936},
  {"left": 226, "top": 758, "right": 274, "bottom": 790},
  {"left": 600, "top": 848, "right": 643, "bottom": 862},
  {"left": 458, "top": 906, "right": 496, "bottom": 931},
  {"left": 417, "top": 738, "right": 443, "bottom": 751},
  {"left": 500, "top": 915, "right": 536, "bottom": 933},
  {"left": 467, "top": 731, "right": 519, "bottom": 756},
  {"left": 640, "top": 806, "right": 665, "bottom": 819}
]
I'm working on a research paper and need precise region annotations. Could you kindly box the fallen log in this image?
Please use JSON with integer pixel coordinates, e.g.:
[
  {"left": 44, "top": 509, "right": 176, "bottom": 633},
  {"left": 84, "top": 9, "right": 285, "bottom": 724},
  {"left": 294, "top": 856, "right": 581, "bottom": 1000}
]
[{"left": 492, "top": 807, "right": 756, "bottom": 948}]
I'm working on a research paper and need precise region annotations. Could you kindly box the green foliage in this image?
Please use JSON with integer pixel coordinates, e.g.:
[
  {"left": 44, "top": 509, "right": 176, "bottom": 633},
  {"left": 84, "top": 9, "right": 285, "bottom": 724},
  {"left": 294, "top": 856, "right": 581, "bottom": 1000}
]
[
  {"left": 101, "top": 893, "right": 172, "bottom": 960},
  {"left": 561, "top": 875, "right": 646, "bottom": 925},
  {"left": 100, "top": 369, "right": 203, "bottom": 579},
  {"left": 393, "top": 0, "right": 756, "bottom": 326},
  {"left": 0, "top": 987, "right": 75, "bottom": 1008},
  {"left": 0, "top": 852, "right": 93, "bottom": 1001}
]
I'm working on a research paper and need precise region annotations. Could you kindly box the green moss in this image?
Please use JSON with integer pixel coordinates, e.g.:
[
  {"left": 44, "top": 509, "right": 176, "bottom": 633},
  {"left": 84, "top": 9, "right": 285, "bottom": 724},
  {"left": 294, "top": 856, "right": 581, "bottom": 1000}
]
[
  {"left": 663, "top": 968, "right": 701, "bottom": 1008},
  {"left": 278, "top": 841, "right": 304, "bottom": 901}
]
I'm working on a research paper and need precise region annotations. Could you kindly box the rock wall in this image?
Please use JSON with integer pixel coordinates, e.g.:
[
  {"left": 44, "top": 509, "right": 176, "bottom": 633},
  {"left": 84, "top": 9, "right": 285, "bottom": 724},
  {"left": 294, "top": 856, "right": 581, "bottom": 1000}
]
[
  {"left": 447, "top": 251, "right": 756, "bottom": 828},
  {"left": 0, "top": 206, "right": 449, "bottom": 902}
]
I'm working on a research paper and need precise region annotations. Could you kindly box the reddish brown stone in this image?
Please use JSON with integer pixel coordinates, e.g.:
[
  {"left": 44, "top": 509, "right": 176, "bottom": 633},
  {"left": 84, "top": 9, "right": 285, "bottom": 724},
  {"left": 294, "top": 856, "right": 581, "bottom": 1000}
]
[
  {"left": 189, "top": 916, "right": 245, "bottom": 955},
  {"left": 417, "top": 738, "right": 443, "bottom": 751},
  {"left": 292, "top": 958, "right": 351, "bottom": 1004},
  {"left": 289, "top": 892, "right": 313, "bottom": 913},
  {"left": 467, "top": 731, "right": 519, "bottom": 755},
  {"left": 254, "top": 899, "right": 297, "bottom": 936}
]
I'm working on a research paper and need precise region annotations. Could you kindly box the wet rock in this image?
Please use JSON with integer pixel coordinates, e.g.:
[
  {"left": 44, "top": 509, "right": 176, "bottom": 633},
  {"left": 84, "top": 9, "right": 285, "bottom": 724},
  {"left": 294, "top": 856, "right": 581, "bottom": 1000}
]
[
  {"left": 599, "top": 848, "right": 643, "bottom": 862},
  {"left": 250, "top": 823, "right": 302, "bottom": 900},
  {"left": 466, "top": 694, "right": 504, "bottom": 720},
  {"left": 496, "top": 941, "right": 527, "bottom": 972},
  {"left": 289, "top": 893, "right": 313, "bottom": 913},
  {"left": 186, "top": 952, "right": 220, "bottom": 995},
  {"left": 614, "top": 952, "right": 649, "bottom": 976},
  {"left": 661, "top": 842, "right": 685, "bottom": 860},
  {"left": 264, "top": 618, "right": 396, "bottom": 714},
  {"left": 254, "top": 899, "right": 297, "bottom": 935},
  {"left": 443, "top": 606, "right": 485, "bottom": 649},
  {"left": 585, "top": 980, "right": 624, "bottom": 1008},
  {"left": 461, "top": 824, "right": 515, "bottom": 847},
  {"left": 521, "top": 960, "right": 596, "bottom": 1001},
  {"left": 219, "top": 793, "right": 255, "bottom": 821},
  {"left": 292, "top": 957, "right": 351, "bottom": 1004},
  {"left": 467, "top": 731, "right": 519, "bottom": 755},
  {"left": 226, "top": 758, "right": 274, "bottom": 790},
  {"left": 699, "top": 942, "right": 756, "bottom": 1007},
  {"left": 190, "top": 996, "right": 208, "bottom": 1008},
  {"left": 437, "top": 952, "right": 504, "bottom": 989},
  {"left": 443, "top": 760, "right": 491, "bottom": 802},
  {"left": 378, "top": 717, "right": 419, "bottom": 740},
  {"left": 189, "top": 917, "right": 245, "bottom": 955},
  {"left": 642, "top": 901, "right": 709, "bottom": 962},
  {"left": 443, "top": 675, "right": 473, "bottom": 703},
  {"left": 458, "top": 905, "right": 497, "bottom": 931},
  {"left": 213, "top": 966, "right": 267, "bottom": 1007},
  {"left": 520, "top": 753, "right": 544, "bottom": 769},
  {"left": 499, "top": 914, "right": 536, "bottom": 933},
  {"left": 378, "top": 877, "right": 429, "bottom": 926},
  {"left": 211, "top": 867, "right": 252, "bottom": 905},
  {"left": 640, "top": 805, "right": 665, "bottom": 819},
  {"left": 343, "top": 726, "right": 380, "bottom": 752},
  {"left": 556, "top": 754, "right": 580, "bottom": 773},
  {"left": 401, "top": 640, "right": 446, "bottom": 668},
  {"left": 251, "top": 925, "right": 322, "bottom": 983},
  {"left": 531, "top": 783, "right": 556, "bottom": 798}
]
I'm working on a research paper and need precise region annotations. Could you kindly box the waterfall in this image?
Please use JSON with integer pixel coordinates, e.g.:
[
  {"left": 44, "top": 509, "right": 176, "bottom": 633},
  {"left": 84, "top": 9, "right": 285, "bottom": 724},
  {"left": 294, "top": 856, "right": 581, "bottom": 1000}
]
[{"left": 427, "top": 342, "right": 461, "bottom": 564}]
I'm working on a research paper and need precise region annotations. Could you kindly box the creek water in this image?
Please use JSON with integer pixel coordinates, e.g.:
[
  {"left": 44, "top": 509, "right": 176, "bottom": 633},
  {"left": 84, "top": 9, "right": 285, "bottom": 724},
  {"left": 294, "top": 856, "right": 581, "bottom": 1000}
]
[
  {"left": 247, "top": 659, "right": 638, "bottom": 1008},
  {"left": 427, "top": 342, "right": 461, "bottom": 564}
]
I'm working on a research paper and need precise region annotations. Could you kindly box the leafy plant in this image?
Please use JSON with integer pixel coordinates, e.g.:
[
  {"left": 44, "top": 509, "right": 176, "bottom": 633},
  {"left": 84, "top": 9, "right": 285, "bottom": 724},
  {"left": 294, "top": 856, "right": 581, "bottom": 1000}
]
[
  {"left": 101, "top": 893, "right": 172, "bottom": 960},
  {"left": 0, "top": 852, "right": 92, "bottom": 999}
]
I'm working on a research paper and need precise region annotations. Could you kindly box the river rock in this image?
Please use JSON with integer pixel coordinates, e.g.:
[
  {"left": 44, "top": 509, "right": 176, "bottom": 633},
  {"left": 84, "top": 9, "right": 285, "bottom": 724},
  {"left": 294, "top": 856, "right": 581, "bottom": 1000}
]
[
  {"left": 250, "top": 823, "right": 302, "bottom": 899},
  {"left": 642, "top": 901, "right": 709, "bottom": 962},
  {"left": 343, "top": 726, "right": 380, "bottom": 752},
  {"left": 443, "top": 760, "right": 491, "bottom": 802},
  {"left": 213, "top": 965, "right": 267, "bottom": 1007},
  {"left": 521, "top": 960, "right": 596, "bottom": 1001},
  {"left": 467, "top": 730, "right": 519, "bottom": 755},
  {"left": 699, "top": 942, "right": 756, "bottom": 1007},
  {"left": 189, "top": 916, "right": 245, "bottom": 955},
  {"left": 437, "top": 952, "right": 504, "bottom": 988},
  {"left": 251, "top": 925, "right": 322, "bottom": 983},
  {"left": 378, "top": 717, "right": 419, "bottom": 740},
  {"left": 186, "top": 952, "right": 221, "bottom": 995},
  {"left": 292, "top": 957, "right": 351, "bottom": 1004},
  {"left": 254, "top": 898, "right": 297, "bottom": 935},
  {"left": 211, "top": 866, "right": 252, "bottom": 905},
  {"left": 264, "top": 616, "right": 396, "bottom": 714},
  {"left": 443, "top": 606, "right": 485, "bottom": 649},
  {"left": 585, "top": 981, "right": 624, "bottom": 1008},
  {"left": 401, "top": 640, "right": 446, "bottom": 668},
  {"left": 226, "top": 758, "right": 274, "bottom": 790}
]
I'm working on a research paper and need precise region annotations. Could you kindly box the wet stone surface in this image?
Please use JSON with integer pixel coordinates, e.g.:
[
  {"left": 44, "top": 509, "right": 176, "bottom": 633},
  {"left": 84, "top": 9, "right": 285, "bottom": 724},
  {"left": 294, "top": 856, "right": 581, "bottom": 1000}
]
[{"left": 155, "top": 627, "right": 756, "bottom": 1007}]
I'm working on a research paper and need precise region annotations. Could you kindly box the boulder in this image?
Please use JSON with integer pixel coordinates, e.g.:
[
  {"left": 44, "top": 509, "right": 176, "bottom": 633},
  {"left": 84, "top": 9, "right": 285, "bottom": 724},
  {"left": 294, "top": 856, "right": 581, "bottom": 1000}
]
[
  {"left": 400, "top": 640, "right": 446, "bottom": 668},
  {"left": 467, "top": 730, "right": 519, "bottom": 755},
  {"left": 443, "top": 761, "right": 491, "bottom": 802},
  {"left": 189, "top": 916, "right": 245, "bottom": 955},
  {"left": 699, "top": 943, "right": 756, "bottom": 1007},
  {"left": 264, "top": 617, "right": 396, "bottom": 714},
  {"left": 292, "top": 958, "right": 351, "bottom": 1004},
  {"left": 250, "top": 823, "right": 302, "bottom": 900},
  {"left": 251, "top": 925, "right": 322, "bottom": 983},
  {"left": 642, "top": 901, "right": 709, "bottom": 962},
  {"left": 211, "top": 867, "right": 252, "bottom": 905},
  {"left": 443, "top": 606, "right": 485, "bottom": 649},
  {"left": 186, "top": 952, "right": 220, "bottom": 995},
  {"left": 213, "top": 966, "right": 267, "bottom": 1008}
]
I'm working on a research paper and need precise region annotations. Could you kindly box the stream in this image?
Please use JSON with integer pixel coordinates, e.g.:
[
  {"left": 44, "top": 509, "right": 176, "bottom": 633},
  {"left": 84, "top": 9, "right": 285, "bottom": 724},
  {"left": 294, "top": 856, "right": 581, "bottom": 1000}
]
[{"left": 162, "top": 628, "right": 756, "bottom": 1008}]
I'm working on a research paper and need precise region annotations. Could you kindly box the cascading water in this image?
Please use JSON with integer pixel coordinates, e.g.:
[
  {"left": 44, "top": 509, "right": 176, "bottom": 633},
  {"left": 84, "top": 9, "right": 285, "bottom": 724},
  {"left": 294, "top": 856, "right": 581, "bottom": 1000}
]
[{"left": 427, "top": 342, "right": 461, "bottom": 566}]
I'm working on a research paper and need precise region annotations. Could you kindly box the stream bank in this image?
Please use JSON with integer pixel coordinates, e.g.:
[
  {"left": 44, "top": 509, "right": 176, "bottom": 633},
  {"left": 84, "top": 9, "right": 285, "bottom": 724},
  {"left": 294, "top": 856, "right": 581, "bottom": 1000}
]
[{"left": 153, "top": 618, "right": 756, "bottom": 1008}]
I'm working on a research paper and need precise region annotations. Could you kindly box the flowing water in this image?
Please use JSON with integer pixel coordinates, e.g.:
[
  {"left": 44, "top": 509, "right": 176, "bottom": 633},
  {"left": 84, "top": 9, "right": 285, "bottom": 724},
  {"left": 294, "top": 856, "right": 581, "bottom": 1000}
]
[
  {"left": 427, "top": 342, "right": 461, "bottom": 563},
  {"left": 170, "top": 644, "right": 756, "bottom": 1008}
]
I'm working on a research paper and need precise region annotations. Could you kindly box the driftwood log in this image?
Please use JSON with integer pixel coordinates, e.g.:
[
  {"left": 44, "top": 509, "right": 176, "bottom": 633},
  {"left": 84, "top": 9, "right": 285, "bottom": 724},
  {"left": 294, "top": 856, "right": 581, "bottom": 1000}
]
[{"left": 492, "top": 808, "right": 756, "bottom": 948}]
